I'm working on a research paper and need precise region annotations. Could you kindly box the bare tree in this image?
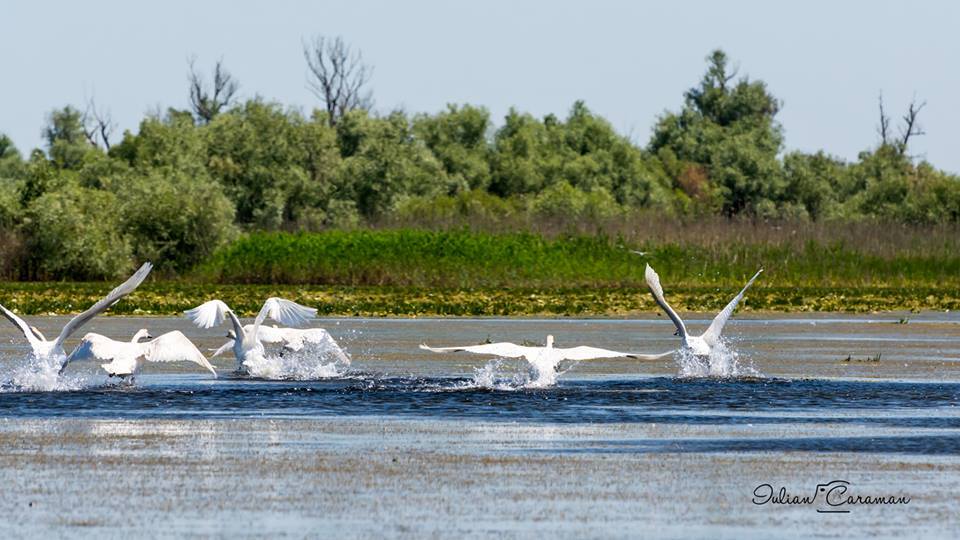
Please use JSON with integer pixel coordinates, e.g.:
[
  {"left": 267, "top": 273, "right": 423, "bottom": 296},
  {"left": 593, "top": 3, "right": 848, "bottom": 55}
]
[
  {"left": 877, "top": 92, "right": 926, "bottom": 156},
  {"left": 876, "top": 92, "right": 891, "bottom": 144},
  {"left": 303, "top": 35, "right": 373, "bottom": 127},
  {"left": 82, "top": 96, "right": 115, "bottom": 150},
  {"left": 188, "top": 56, "right": 239, "bottom": 124}
]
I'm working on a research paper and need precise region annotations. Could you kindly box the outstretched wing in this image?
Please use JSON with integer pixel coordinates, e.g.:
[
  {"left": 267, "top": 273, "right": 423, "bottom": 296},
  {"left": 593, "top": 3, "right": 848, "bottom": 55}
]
[
  {"left": 145, "top": 331, "right": 217, "bottom": 377},
  {"left": 254, "top": 298, "right": 317, "bottom": 328},
  {"left": 645, "top": 264, "right": 687, "bottom": 338},
  {"left": 55, "top": 262, "right": 153, "bottom": 347},
  {"left": 209, "top": 340, "right": 235, "bottom": 358},
  {"left": 702, "top": 268, "right": 763, "bottom": 347},
  {"left": 184, "top": 300, "right": 232, "bottom": 329},
  {"left": 62, "top": 333, "right": 121, "bottom": 372},
  {"left": 557, "top": 346, "right": 637, "bottom": 361},
  {"left": 419, "top": 342, "right": 532, "bottom": 358},
  {"left": 0, "top": 303, "right": 41, "bottom": 348}
]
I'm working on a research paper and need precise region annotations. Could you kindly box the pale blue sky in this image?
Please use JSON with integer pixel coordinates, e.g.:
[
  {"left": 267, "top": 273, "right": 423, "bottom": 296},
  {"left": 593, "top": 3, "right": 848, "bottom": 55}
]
[{"left": 2, "top": 0, "right": 958, "bottom": 171}]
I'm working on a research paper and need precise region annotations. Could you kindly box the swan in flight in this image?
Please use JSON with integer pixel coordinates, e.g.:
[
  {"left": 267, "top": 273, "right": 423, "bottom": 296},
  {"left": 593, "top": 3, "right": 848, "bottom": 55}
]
[
  {"left": 421, "top": 335, "right": 673, "bottom": 383},
  {"left": 645, "top": 264, "right": 762, "bottom": 356},
  {"left": 0, "top": 262, "right": 153, "bottom": 370},
  {"left": 210, "top": 325, "right": 349, "bottom": 364},
  {"left": 184, "top": 297, "right": 317, "bottom": 371},
  {"left": 63, "top": 329, "right": 217, "bottom": 379}
]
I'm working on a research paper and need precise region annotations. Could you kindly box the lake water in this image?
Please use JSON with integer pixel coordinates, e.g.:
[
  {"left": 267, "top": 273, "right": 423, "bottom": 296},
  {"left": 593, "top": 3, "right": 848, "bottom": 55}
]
[{"left": 0, "top": 314, "right": 958, "bottom": 538}]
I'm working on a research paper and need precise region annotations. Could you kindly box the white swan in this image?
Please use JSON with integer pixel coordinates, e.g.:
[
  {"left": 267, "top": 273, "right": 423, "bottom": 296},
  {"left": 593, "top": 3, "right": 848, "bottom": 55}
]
[
  {"left": 184, "top": 298, "right": 317, "bottom": 371},
  {"left": 211, "top": 325, "right": 349, "bottom": 364},
  {"left": 63, "top": 329, "right": 217, "bottom": 378},
  {"left": 421, "top": 335, "right": 673, "bottom": 383},
  {"left": 645, "top": 264, "right": 762, "bottom": 356},
  {"left": 0, "top": 262, "right": 153, "bottom": 370}
]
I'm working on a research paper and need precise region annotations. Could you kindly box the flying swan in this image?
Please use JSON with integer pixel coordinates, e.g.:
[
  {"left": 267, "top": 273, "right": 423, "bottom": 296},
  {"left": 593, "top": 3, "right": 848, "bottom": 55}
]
[
  {"left": 210, "top": 324, "right": 349, "bottom": 364},
  {"left": 184, "top": 297, "right": 317, "bottom": 371},
  {"left": 63, "top": 329, "right": 217, "bottom": 378},
  {"left": 0, "top": 262, "right": 153, "bottom": 370},
  {"left": 645, "top": 263, "right": 762, "bottom": 357},
  {"left": 421, "top": 334, "right": 673, "bottom": 379}
]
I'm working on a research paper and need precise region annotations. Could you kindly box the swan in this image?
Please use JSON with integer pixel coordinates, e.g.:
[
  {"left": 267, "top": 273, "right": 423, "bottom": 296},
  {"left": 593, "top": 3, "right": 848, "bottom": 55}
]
[
  {"left": 0, "top": 262, "right": 153, "bottom": 370},
  {"left": 63, "top": 329, "right": 217, "bottom": 378},
  {"left": 184, "top": 297, "right": 317, "bottom": 371},
  {"left": 644, "top": 264, "right": 762, "bottom": 356},
  {"left": 421, "top": 334, "right": 673, "bottom": 382},
  {"left": 210, "top": 325, "right": 349, "bottom": 364}
]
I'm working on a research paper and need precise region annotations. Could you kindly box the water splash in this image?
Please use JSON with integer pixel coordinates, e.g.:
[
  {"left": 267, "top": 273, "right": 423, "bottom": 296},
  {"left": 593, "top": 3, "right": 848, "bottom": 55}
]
[
  {"left": 0, "top": 355, "right": 88, "bottom": 392},
  {"left": 459, "top": 357, "right": 578, "bottom": 390},
  {"left": 240, "top": 341, "right": 352, "bottom": 380},
  {"left": 675, "top": 341, "right": 761, "bottom": 378}
]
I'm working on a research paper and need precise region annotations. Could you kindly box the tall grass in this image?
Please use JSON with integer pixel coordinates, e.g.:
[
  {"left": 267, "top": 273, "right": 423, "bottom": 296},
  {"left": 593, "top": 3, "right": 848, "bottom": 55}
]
[{"left": 195, "top": 227, "right": 960, "bottom": 288}]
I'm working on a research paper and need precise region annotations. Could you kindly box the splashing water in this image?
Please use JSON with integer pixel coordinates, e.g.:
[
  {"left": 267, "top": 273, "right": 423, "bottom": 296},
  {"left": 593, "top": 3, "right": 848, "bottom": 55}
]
[
  {"left": 0, "top": 354, "right": 88, "bottom": 392},
  {"left": 240, "top": 341, "right": 352, "bottom": 380},
  {"left": 675, "top": 341, "right": 761, "bottom": 378},
  {"left": 461, "top": 357, "right": 579, "bottom": 390}
]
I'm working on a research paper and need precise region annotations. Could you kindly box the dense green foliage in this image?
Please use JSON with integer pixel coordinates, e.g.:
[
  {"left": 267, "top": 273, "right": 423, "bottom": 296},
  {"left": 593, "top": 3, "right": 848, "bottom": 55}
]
[{"left": 0, "top": 49, "right": 958, "bottom": 281}]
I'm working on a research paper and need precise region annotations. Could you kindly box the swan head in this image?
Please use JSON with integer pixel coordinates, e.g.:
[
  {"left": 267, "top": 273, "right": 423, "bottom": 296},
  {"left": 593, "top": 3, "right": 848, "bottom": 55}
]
[
  {"left": 132, "top": 329, "right": 153, "bottom": 342},
  {"left": 226, "top": 330, "right": 237, "bottom": 340},
  {"left": 673, "top": 329, "right": 681, "bottom": 336}
]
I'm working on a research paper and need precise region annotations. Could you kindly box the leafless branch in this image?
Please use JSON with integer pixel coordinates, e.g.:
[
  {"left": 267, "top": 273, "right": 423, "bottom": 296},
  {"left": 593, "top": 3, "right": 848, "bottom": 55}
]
[
  {"left": 303, "top": 35, "right": 373, "bottom": 127},
  {"left": 82, "top": 96, "right": 115, "bottom": 150},
  {"left": 898, "top": 98, "right": 926, "bottom": 154},
  {"left": 188, "top": 56, "right": 239, "bottom": 124},
  {"left": 877, "top": 92, "right": 891, "bottom": 144}
]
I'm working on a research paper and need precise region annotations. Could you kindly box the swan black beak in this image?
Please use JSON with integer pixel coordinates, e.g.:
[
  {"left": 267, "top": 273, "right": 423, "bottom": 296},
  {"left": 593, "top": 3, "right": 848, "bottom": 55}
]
[{"left": 673, "top": 329, "right": 680, "bottom": 336}]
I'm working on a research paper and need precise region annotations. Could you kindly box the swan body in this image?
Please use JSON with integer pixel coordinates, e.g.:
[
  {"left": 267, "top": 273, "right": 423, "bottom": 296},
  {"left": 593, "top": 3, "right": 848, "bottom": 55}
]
[
  {"left": 0, "top": 262, "right": 153, "bottom": 370},
  {"left": 421, "top": 334, "right": 673, "bottom": 380},
  {"left": 211, "top": 325, "right": 349, "bottom": 364},
  {"left": 644, "top": 264, "right": 762, "bottom": 357},
  {"left": 64, "top": 329, "right": 217, "bottom": 378},
  {"left": 185, "top": 298, "right": 317, "bottom": 372}
]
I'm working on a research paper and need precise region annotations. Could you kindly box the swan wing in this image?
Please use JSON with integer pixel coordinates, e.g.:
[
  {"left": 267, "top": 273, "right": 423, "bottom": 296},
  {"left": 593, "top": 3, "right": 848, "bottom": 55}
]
[
  {"left": 184, "top": 299, "right": 232, "bottom": 329},
  {"left": 702, "top": 268, "right": 763, "bottom": 346},
  {"left": 556, "top": 345, "right": 636, "bottom": 361},
  {"left": 255, "top": 298, "right": 316, "bottom": 328},
  {"left": 0, "top": 303, "right": 40, "bottom": 347},
  {"left": 55, "top": 262, "right": 153, "bottom": 346},
  {"left": 62, "top": 333, "right": 122, "bottom": 372},
  {"left": 253, "top": 324, "right": 286, "bottom": 343},
  {"left": 626, "top": 350, "right": 676, "bottom": 360},
  {"left": 209, "top": 340, "right": 235, "bottom": 358},
  {"left": 419, "top": 342, "right": 531, "bottom": 358},
  {"left": 645, "top": 264, "right": 687, "bottom": 338},
  {"left": 144, "top": 331, "right": 217, "bottom": 377}
]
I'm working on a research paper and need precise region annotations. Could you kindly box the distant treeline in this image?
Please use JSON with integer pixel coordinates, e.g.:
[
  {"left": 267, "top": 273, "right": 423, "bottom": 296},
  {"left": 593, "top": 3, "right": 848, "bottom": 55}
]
[{"left": 0, "top": 48, "right": 957, "bottom": 281}]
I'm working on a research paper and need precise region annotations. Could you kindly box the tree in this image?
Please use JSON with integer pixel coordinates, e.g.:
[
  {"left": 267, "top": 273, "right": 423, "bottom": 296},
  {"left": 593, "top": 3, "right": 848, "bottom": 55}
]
[
  {"left": 188, "top": 56, "right": 239, "bottom": 124},
  {"left": 303, "top": 35, "right": 373, "bottom": 127},
  {"left": 413, "top": 104, "right": 492, "bottom": 192},
  {"left": 22, "top": 184, "right": 132, "bottom": 280},
  {"left": 877, "top": 93, "right": 926, "bottom": 157},
  {"left": 649, "top": 49, "right": 784, "bottom": 216},
  {"left": 44, "top": 106, "right": 95, "bottom": 168},
  {"left": 82, "top": 96, "right": 116, "bottom": 150}
]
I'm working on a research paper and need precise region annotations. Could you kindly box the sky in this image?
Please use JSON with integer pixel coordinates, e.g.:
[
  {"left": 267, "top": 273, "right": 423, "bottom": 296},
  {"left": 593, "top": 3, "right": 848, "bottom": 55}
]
[{"left": 2, "top": 0, "right": 958, "bottom": 172}]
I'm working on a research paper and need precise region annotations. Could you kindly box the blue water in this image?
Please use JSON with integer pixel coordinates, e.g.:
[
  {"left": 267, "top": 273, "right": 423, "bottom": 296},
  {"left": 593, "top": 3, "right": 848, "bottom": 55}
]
[{"left": 1, "top": 375, "right": 958, "bottom": 455}]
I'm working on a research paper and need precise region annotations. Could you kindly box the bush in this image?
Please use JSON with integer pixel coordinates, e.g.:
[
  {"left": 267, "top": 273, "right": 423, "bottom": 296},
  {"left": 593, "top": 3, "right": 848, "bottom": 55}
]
[
  {"left": 117, "top": 169, "right": 237, "bottom": 273},
  {"left": 22, "top": 185, "right": 133, "bottom": 280}
]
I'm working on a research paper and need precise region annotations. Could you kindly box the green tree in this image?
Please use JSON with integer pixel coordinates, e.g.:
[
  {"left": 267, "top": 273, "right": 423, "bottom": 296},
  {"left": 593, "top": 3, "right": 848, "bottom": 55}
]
[
  {"left": 44, "top": 106, "right": 96, "bottom": 169},
  {"left": 413, "top": 104, "right": 492, "bottom": 192},
  {"left": 650, "top": 50, "right": 784, "bottom": 216},
  {"left": 336, "top": 110, "right": 448, "bottom": 218},
  {"left": 118, "top": 168, "right": 236, "bottom": 272},
  {"left": 22, "top": 184, "right": 132, "bottom": 280}
]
